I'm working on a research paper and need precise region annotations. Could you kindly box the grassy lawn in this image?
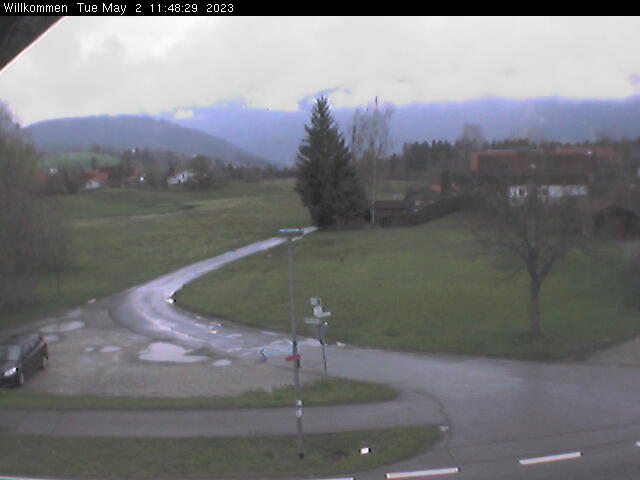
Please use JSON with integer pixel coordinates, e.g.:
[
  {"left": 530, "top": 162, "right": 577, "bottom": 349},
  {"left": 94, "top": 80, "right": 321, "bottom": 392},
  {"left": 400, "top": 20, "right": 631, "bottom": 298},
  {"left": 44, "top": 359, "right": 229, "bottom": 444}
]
[
  {"left": 2, "top": 180, "right": 311, "bottom": 330},
  {"left": 0, "top": 426, "right": 440, "bottom": 478},
  {"left": 177, "top": 211, "right": 640, "bottom": 360},
  {"left": 0, "top": 378, "right": 397, "bottom": 409}
]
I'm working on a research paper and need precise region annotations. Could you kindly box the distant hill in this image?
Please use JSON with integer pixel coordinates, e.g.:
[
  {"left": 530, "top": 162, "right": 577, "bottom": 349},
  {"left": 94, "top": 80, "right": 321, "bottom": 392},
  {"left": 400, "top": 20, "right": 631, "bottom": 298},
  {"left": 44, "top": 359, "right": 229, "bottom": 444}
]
[
  {"left": 25, "top": 115, "right": 270, "bottom": 167},
  {"left": 167, "top": 95, "right": 640, "bottom": 166}
]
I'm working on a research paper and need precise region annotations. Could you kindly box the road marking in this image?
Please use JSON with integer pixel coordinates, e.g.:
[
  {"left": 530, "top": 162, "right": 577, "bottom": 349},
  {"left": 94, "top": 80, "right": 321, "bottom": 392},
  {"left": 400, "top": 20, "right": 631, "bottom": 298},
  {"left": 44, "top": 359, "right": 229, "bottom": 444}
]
[
  {"left": 305, "top": 478, "right": 354, "bottom": 480},
  {"left": 518, "top": 451, "right": 582, "bottom": 465},
  {"left": 0, "top": 476, "right": 60, "bottom": 480},
  {"left": 385, "top": 467, "right": 460, "bottom": 478},
  {"left": 636, "top": 441, "right": 640, "bottom": 447}
]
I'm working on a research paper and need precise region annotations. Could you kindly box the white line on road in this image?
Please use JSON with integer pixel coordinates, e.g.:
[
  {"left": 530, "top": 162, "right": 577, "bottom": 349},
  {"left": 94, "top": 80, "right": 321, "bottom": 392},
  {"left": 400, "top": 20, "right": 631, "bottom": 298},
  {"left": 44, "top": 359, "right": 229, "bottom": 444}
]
[
  {"left": 636, "top": 440, "right": 640, "bottom": 447},
  {"left": 305, "top": 477, "right": 354, "bottom": 480},
  {"left": 0, "top": 476, "right": 60, "bottom": 480},
  {"left": 385, "top": 467, "right": 460, "bottom": 478},
  {"left": 518, "top": 451, "right": 582, "bottom": 465}
]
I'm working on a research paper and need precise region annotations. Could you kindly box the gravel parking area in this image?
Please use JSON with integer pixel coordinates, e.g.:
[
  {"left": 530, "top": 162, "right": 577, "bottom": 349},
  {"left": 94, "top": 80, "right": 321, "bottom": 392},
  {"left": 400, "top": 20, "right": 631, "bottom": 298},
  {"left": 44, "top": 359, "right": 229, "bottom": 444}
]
[{"left": 4, "top": 300, "right": 308, "bottom": 398}]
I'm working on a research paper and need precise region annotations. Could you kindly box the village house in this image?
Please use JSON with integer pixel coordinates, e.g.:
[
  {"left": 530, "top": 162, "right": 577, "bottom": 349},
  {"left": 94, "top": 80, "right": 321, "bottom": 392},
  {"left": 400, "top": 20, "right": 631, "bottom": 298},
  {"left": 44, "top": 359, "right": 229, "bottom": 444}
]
[
  {"left": 472, "top": 146, "right": 639, "bottom": 238},
  {"left": 83, "top": 170, "right": 109, "bottom": 190},
  {"left": 470, "top": 147, "right": 614, "bottom": 203},
  {"left": 166, "top": 169, "right": 195, "bottom": 186}
]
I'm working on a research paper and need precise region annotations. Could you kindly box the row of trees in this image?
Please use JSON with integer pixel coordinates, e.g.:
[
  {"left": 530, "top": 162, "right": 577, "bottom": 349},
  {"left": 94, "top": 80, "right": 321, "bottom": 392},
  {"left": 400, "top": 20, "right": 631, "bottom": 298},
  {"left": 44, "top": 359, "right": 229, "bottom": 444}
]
[
  {"left": 294, "top": 109, "right": 498, "bottom": 228},
  {"left": 0, "top": 104, "right": 69, "bottom": 312},
  {"left": 294, "top": 96, "right": 397, "bottom": 228}
]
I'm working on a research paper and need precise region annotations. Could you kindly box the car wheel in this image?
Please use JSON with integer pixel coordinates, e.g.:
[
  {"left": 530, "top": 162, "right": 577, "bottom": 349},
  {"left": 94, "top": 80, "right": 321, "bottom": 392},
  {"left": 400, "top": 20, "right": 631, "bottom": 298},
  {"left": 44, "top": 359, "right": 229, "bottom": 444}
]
[
  {"left": 41, "top": 355, "right": 48, "bottom": 370},
  {"left": 15, "top": 369, "right": 24, "bottom": 387}
]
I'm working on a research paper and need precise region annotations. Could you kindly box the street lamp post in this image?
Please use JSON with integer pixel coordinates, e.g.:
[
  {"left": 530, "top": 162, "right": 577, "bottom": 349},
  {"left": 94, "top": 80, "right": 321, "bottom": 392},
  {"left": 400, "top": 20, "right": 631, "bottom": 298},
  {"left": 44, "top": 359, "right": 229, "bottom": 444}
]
[{"left": 278, "top": 228, "right": 305, "bottom": 459}]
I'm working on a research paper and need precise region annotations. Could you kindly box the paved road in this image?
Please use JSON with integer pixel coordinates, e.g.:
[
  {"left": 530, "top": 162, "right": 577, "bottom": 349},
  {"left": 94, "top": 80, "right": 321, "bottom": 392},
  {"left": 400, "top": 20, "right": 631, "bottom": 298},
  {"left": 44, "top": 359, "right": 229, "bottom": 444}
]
[{"left": 4, "top": 229, "right": 640, "bottom": 479}]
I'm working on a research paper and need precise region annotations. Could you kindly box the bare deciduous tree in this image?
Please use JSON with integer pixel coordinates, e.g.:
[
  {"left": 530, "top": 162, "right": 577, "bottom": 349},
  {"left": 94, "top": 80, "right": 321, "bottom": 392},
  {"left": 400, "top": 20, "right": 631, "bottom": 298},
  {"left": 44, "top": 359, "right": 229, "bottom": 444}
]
[
  {"left": 477, "top": 177, "right": 584, "bottom": 337},
  {"left": 350, "top": 97, "right": 394, "bottom": 224}
]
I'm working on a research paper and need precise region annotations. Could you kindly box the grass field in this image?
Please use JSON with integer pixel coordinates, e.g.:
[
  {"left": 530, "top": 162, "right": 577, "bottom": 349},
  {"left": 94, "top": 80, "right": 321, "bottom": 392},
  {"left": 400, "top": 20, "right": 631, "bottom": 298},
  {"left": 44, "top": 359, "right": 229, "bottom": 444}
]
[
  {"left": 177, "top": 211, "right": 640, "bottom": 360},
  {"left": 2, "top": 180, "right": 311, "bottom": 330},
  {"left": 0, "top": 378, "right": 397, "bottom": 409},
  {"left": 0, "top": 426, "right": 440, "bottom": 478}
]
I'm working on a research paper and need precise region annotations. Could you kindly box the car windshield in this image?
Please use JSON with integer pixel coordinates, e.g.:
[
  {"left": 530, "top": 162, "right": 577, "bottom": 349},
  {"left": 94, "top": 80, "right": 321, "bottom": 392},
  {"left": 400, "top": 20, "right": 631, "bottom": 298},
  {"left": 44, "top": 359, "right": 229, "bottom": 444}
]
[
  {"left": 1, "top": 14, "right": 640, "bottom": 480},
  {"left": 0, "top": 345, "right": 21, "bottom": 362}
]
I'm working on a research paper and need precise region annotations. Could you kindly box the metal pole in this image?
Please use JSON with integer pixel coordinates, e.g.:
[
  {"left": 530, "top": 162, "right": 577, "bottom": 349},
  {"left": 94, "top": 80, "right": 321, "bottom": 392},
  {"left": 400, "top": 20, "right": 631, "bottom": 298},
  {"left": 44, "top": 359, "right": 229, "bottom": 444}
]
[
  {"left": 320, "top": 340, "right": 327, "bottom": 377},
  {"left": 286, "top": 237, "right": 304, "bottom": 459}
]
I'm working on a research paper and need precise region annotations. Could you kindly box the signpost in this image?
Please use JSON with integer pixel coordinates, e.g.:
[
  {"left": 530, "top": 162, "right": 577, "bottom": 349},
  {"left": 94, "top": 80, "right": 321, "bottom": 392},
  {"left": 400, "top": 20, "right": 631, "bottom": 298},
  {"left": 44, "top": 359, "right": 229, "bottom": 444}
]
[
  {"left": 305, "top": 296, "right": 331, "bottom": 376},
  {"left": 277, "top": 228, "right": 305, "bottom": 459}
]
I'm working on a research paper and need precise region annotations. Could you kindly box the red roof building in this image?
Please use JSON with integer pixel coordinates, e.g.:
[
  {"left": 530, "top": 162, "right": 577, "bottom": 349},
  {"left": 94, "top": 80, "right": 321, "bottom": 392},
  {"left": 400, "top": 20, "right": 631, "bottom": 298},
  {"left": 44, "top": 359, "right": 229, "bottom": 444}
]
[{"left": 471, "top": 146, "right": 619, "bottom": 184}]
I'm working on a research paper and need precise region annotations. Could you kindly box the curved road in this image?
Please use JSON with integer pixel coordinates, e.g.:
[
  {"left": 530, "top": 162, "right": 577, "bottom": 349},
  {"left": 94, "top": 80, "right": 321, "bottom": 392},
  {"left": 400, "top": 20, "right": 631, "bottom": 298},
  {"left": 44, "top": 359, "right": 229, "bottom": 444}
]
[{"left": 7, "top": 229, "right": 640, "bottom": 479}]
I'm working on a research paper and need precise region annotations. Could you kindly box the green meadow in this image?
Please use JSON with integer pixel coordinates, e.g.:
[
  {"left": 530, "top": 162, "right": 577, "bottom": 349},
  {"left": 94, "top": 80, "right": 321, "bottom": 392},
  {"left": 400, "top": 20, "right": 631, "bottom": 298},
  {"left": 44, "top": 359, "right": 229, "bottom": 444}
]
[
  {"left": 3, "top": 180, "right": 311, "bottom": 329},
  {"left": 178, "top": 211, "right": 640, "bottom": 360}
]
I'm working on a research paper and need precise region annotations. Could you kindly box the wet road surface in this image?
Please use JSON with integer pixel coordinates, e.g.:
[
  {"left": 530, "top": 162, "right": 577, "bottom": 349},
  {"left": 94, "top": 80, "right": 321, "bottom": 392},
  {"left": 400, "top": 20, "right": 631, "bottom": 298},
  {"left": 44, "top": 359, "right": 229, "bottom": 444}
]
[{"left": 4, "top": 228, "right": 640, "bottom": 479}]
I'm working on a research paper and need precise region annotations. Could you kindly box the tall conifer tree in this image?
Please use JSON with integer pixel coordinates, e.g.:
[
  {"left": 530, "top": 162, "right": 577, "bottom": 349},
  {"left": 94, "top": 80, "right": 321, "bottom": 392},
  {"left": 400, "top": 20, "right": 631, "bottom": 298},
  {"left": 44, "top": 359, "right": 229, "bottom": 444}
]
[{"left": 295, "top": 97, "right": 365, "bottom": 228}]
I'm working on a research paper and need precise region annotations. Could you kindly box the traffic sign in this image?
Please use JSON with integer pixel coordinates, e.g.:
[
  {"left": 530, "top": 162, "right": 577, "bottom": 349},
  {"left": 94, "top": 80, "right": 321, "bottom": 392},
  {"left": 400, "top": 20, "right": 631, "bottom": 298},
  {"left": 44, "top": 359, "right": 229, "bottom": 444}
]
[{"left": 310, "top": 322, "right": 328, "bottom": 342}]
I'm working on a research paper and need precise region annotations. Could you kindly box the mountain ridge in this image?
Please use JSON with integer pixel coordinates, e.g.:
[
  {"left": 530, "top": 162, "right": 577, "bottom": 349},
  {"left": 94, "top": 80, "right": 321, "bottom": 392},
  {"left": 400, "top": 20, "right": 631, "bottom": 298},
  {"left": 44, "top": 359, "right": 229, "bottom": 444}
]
[
  {"left": 25, "top": 114, "right": 270, "bottom": 167},
  {"left": 167, "top": 95, "right": 640, "bottom": 165}
]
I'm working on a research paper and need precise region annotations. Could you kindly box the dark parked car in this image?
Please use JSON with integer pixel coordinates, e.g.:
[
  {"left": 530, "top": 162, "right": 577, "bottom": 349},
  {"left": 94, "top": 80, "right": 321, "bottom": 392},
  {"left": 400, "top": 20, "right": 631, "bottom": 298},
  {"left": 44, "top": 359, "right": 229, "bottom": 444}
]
[{"left": 0, "top": 334, "right": 48, "bottom": 387}]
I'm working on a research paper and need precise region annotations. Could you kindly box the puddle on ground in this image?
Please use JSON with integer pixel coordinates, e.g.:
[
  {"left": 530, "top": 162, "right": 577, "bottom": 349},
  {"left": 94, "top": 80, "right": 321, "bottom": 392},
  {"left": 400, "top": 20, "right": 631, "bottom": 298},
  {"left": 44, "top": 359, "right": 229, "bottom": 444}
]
[
  {"left": 139, "top": 342, "right": 209, "bottom": 363},
  {"left": 212, "top": 359, "right": 232, "bottom": 367},
  {"left": 263, "top": 338, "right": 294, "bottom": 354},
  {"left": 100, "top": 346, "right": 121, "bottom": 353},
  {"left": 41, "top": 320, "right": 85, "bottom": 333},
  {"left": 43, "top": 334, "right": 60, "bottom": 343},
  {"left": 220, "top": 333, "right": 242, "bottom": 339},
  {"left": 260, "top": 330, "right": 280, "bottom": 337}
]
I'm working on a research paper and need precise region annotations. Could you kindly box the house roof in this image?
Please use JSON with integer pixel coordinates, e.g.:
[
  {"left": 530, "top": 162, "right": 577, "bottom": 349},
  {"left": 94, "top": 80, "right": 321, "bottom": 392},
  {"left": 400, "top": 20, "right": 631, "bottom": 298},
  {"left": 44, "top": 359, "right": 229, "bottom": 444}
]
[
  {"left": 471, "top": 149, "right": 603, "bottom": 178},
  {"left": 554, "top": 146, "right": 623, "bottom": 160},
  {"left": 85, "top": 171, "right": 109, "bottom": 184}
]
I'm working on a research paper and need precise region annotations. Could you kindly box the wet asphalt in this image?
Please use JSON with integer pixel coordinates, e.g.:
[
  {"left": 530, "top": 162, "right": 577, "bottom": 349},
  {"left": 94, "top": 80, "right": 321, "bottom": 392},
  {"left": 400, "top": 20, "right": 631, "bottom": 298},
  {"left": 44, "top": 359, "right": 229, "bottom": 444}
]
[{"left": 3, "top": 229, "right": 640, "bottom": 479}]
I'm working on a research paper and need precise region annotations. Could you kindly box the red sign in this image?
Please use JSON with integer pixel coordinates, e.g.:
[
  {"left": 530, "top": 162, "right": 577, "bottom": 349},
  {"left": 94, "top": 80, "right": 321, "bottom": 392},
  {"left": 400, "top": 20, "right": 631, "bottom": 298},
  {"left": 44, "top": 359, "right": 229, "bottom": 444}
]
[{"left": 285, "top": 353, "right": 301, "bottom": 362}]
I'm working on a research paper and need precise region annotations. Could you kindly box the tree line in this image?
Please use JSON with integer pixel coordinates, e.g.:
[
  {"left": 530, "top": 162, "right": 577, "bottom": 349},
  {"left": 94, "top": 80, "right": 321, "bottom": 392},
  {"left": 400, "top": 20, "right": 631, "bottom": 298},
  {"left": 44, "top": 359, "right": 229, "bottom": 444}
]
[{"left": 0, "top": 104, "right": 70, "bottom": 315}]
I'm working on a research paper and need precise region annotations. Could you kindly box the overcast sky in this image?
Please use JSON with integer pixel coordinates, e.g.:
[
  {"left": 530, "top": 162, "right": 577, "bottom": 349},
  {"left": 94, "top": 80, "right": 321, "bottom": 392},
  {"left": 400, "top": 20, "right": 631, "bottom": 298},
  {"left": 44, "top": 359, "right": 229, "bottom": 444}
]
[{"left": 1, "top": 16, "right": 640, "bottom": 126}]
